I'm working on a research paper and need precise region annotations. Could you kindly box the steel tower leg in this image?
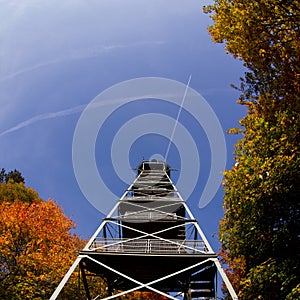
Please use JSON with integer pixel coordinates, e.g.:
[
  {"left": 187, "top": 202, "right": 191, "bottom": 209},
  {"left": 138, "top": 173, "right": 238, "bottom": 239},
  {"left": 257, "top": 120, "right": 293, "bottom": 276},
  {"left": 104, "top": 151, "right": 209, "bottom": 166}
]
[{"left": 79, "top": 261, "right": 92, "bottom": 300}]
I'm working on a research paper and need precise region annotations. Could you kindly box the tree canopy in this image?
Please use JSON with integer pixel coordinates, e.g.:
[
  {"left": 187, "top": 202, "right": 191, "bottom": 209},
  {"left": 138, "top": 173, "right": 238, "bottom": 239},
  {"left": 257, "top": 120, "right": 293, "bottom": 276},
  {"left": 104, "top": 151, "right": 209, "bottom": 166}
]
[
  {"left": 204, "top": 0, "right": 300, "bottom": 299},
  {"left": 0, "top": 181, "right": 87, "bottom": 299},
  {"left": 0, "top": 171, "right": 94, "bottom": 299}
]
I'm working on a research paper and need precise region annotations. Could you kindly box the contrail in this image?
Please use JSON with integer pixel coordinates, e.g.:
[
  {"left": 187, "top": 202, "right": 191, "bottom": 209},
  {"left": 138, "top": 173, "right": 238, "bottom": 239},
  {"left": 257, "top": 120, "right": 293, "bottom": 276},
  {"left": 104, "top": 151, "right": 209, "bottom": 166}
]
[
  {"left": 0, "top": 100, "right": 119, "bottom": 137},
  {"left": 0, "top": 91, "right": 174, "bottom": 138},
  {"left": 0, "top": 104, "right": 86, "bottom": 137},
  {"left": 164, "top": 74, "right": 192, "bottom": 161}
]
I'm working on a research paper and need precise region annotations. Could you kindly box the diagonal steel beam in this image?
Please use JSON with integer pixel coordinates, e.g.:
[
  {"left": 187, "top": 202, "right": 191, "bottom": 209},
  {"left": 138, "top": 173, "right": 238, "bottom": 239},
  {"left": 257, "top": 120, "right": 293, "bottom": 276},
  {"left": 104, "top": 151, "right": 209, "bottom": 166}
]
[
  {"left": 84, "top": 255, "right": 177, "bottom": 300},
  {"left": 114, "top": 201, "right": 189, "bottom": 221},
  {"left": 83, "top": 255, "right": 213, "bottom": 300},
  {"left": 106, "top": 220, "right": 206, "bottom": 253}
]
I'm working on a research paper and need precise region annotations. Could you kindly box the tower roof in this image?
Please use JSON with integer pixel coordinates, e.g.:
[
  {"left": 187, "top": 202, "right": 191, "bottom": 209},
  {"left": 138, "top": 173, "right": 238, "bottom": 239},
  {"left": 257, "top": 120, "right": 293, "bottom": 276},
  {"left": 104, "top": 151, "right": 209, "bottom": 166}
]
[{"left": 136, "top": 159, "right": 171, "bottom": 176}]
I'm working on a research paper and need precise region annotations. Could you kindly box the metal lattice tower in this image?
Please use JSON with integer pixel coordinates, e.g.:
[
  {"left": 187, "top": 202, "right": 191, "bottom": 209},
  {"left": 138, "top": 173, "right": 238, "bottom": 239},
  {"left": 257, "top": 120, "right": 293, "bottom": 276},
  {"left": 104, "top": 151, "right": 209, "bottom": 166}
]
[{"left": 51, "top": 160, "right": 238, "bottom": 299}]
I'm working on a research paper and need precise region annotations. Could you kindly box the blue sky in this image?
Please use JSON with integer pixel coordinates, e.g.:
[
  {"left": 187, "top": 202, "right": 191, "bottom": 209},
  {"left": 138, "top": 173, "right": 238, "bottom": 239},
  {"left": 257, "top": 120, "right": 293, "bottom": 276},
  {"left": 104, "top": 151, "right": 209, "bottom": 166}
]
[{"left": 0, "top": 0, "right": 246, "bottom": 258}]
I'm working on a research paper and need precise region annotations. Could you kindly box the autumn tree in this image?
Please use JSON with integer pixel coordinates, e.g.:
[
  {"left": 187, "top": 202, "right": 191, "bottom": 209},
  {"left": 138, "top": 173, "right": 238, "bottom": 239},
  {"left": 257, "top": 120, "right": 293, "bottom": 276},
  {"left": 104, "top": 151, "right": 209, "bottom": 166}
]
[
  {"left": 0, "top": 174, "right": 108, "bottom": 299},
  {"left": 204, "top": 0, "right": 300, "bottom": 299}
]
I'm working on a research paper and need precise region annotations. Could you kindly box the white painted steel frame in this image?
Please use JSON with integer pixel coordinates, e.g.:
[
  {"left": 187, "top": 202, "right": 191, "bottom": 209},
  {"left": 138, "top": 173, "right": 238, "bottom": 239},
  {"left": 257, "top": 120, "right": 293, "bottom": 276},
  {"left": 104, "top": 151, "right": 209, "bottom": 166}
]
[{"left": 50, "top": 162, "right": 238, "bottom": 299}]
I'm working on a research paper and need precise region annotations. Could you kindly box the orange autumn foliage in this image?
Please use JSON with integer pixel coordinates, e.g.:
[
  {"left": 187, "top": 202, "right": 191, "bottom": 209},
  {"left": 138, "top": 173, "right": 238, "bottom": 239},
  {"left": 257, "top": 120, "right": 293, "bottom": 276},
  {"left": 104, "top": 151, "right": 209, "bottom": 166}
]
[
  {"left": 0, "top": 192, "right": 84, "bottom": 299},
  {"left": 130, "top": 291, "right": 169, "bottom": 299},
  {"left": 218, "top": 249, "right": 246, "bottom": 295},
  {"left": 117, "top": 290, "right": 169, "bottom": 300}
]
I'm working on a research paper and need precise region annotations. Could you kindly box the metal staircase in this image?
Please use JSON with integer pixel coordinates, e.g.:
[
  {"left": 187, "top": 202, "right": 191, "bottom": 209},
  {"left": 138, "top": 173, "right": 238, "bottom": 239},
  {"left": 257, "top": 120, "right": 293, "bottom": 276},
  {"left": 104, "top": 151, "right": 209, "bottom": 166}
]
[
  {"left": 50, "top": 160, "right": 238, "bottom": 299},
  {"left": 188, "top": 263, "right": 216, "bottom": 299}
]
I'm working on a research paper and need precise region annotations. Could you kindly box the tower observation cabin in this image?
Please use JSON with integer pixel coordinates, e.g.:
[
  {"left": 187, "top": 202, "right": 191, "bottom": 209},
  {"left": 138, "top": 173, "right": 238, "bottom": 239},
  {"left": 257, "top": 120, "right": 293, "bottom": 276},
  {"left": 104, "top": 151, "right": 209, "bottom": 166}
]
[{"left": 51, "top": 160, "right": 238, "bottom": 299}]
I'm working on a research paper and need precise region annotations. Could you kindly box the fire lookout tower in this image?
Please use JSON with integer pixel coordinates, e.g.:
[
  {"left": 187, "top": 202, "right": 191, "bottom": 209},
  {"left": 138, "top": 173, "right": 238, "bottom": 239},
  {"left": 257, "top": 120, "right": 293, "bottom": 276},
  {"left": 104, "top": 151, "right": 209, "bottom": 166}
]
[{"left": 51, "top": 160, "right": 238, "bottom": 299}]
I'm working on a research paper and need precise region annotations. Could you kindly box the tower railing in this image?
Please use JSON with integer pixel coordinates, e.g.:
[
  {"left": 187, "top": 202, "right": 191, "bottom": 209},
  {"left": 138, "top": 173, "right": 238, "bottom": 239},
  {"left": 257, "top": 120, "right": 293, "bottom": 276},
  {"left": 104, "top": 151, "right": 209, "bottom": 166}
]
[{"left": 90, "top": 238, "right": 208, "bottom": 254}]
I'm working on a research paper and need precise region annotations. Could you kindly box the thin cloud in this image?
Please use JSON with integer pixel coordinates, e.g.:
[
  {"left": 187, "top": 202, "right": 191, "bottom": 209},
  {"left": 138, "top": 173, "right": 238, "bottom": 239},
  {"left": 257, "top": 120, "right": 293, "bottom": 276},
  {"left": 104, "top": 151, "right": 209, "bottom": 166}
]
[
  {"left": 0, "top": 105, "right": 85, "bottom": 137},
  {"left": 0, "top": 41, "right": 166, "bottom": 82},
  {"left": 0, "top": 59, "right": 61, "bottom": 82},
  {"left": 0, "top": 90, "right": 177, "bottom": 138}
]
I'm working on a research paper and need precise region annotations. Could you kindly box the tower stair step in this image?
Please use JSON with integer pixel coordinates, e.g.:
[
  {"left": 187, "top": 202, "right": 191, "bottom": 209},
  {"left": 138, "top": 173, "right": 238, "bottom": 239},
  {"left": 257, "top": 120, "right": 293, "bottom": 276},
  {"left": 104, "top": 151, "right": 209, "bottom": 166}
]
[
  {"left": 191, "top": 265, "right": 216, "bottom": 281},
  {"left": 190, "top": 290, "right": 215, "bottom": 298},
  {"left": 190, "top": 281, "right": 213, "bottom": 290}
]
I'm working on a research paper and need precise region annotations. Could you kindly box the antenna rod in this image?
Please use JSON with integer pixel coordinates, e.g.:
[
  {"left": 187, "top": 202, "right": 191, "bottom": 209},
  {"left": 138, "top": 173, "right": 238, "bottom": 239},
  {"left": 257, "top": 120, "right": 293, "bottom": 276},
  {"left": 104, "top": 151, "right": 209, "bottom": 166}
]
[{"left": 164, "top": 74, "right": 192, "bottom": 162}]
